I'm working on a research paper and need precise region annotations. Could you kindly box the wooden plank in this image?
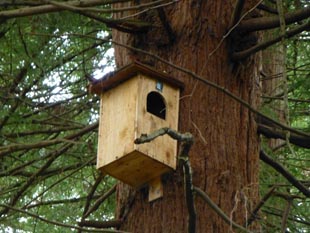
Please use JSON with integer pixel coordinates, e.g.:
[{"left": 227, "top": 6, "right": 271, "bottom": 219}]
[
  {"left": 148, "top": 177, "right": 163, "bottom": 202},
  {"left": 101, "top": 150, "right": 173, "bottom": 188},
  {"left": 97, "top": 76, "right": 138, "bottom": 169},
  {"left": 135, "top": 74, "right": 179, "bottom": 169}
]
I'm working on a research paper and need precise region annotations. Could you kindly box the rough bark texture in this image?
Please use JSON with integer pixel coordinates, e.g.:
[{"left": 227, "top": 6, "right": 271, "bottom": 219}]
[
  {"left": 261, "top": 31, "right": 286, "bottom": 149},
  {"left": 112, "top": 1, "right": 261, "bottom": 232}
]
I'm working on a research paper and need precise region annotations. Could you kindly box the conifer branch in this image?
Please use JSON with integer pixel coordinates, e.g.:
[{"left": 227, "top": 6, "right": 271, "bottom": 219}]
[
  {"left": 260, "top": 150, "right": 310, "bottom": 197},
  {"left": 0, "top": 204, "right": 125, "bottom": 233},
  {"left": 237, "top": 6, "right": 310, "bottom": 32},
  {"left": 232, "top": 20, "right": 310, "bottom": 60}
]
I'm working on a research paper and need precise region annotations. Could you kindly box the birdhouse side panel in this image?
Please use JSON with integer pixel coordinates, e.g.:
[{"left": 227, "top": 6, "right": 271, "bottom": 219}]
[
  {"left": 97, "top": 77, "right": 139, "bottom": 169},
  {"left": 135, "top": 74, "right": 180, "bottom": 169}
]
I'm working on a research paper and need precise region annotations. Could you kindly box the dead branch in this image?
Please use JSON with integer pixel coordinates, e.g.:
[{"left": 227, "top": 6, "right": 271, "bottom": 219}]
[
  {"left": 3, "top": 125, "right": 83, "bottom": 138},
  {"left": 51, "top": 0, "right": 171, "bottom": 14},
  {"left": 182, "top": 155, "right": 196, "bottom": 233},
  {"left": 23, "top": 157, "right": 96, "bottom": 209},
  {"left": 259, "top": 150, "right": 310, "bottom": 197},
  {"left": 78, "top": 173, "right": 105, "bottom": 233},
  {"left": 229, "top": 0, "right": 245, "bottom": 28},
  {"left": 0, "top": 0, "right": 129, "bottom": 19},
  {"left": 0, "top": 0, "right": 149, "bottom": 33},
  {"left": 176, "top": 134, "right": 195, "bottom": 233},
  {"left": 135, "top": 127, "right": 195, "bottom": 232},
  {"left": 82, "top": 174, "right": 105, "bottom": 216},
  {"left": 257, "top": 3, "right": 278, "bottom": 14},
  {"left": 272, "top": 191, "right": 304, "bottom": 200},
  {"left": 0, "top": 204, "right": 126, "bottom": 233},
  {"left": 262, "top": 208, "right": 310, "bottom": 226},
  {"left": 237, "top": 6, "right": 310, "bottom": 32},
  {"left": 106, "top": 37, "right": 310, "bottom": 139},
  {"left": 84, "top": 184, "right": 117, "bottom": 218},
  {"left": 25, "top": 195, "right": 101, "bottom": 209},
  {"left": 157, "top": 6, "right": 175, "bottom": 45},
  {"left": 0, "top": 122, "right": 98, "bottom": 158},
  {"left": 193, "top": 187, "right": 251, "bottom": 233},
  {"left": 261, "top": 96, "right": 310, "bottom": 103},
  {"left": 0, "top": 1, "right": 44, "bottom": 6},
  {"left": 22, "top": 93, "right": 87, "bottom": 119},
  {"left": 78, "top": 220, "right": 122, "bottom": 229},
  {"left": 232, "top": 20, "right": 310, "bottom": 60},
  {"left": 257, "top": 123, "right": 310, "bottom": 149},
  {"left": 0, "top": 161, "right": 95, "bottom": 178},
  {"left": 0, "top": 67, "right": 29, "bottom": 131},
  {"left": 45, "top": 0, "right": 151, "bottom": 33},
  {"left": 281, "top": 198, "right": 293, "bottom": 233},
  {"left": 246, "top": 186, "right": 276, "bottom": 226},
  {"left": 135, "top": 127, "right": 193, "bottom": 144},
  {"left": 0, "top": 143, "right": 73, "bottom": 217}
]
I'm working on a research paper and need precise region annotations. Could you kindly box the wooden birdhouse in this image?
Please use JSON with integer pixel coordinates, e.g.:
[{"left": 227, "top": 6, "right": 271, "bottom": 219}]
[{"left": 89, "top": 61, "right": 183, "bottom": 201}]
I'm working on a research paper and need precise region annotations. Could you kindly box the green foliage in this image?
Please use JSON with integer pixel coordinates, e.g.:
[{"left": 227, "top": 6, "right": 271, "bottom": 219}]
[
  {"left": 0, "top": 3, "right": 116, "bottom": 232},
  {"left": 259, "top": 29, "right": 310, "bottom": 232}
]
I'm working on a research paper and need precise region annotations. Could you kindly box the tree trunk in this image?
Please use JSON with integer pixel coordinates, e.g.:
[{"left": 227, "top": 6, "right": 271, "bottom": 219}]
[
  {"left": 112, "top": 1, "right": 261, "bottom": 232},
  {"left": 261, "top": 32, "right": 286, "bottom": 150}
]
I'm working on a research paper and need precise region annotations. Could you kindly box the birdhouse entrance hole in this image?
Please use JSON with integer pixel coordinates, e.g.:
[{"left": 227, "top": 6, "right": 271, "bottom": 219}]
[{"left": 147, "top": 92, "right": 166, "bottom": 120}]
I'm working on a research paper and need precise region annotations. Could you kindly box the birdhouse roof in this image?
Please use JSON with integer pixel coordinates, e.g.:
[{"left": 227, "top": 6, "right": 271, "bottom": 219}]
[{"left": 89, "top": 61, "right": 184, "bottom": 95}]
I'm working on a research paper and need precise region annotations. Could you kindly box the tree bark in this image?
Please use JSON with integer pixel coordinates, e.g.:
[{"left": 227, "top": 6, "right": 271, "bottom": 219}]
[
  {"left": 112, "top": 1, "right": 261, "bottom": 232},
  {"left": 261, "top": 33, "right": 286, "bottom": 149}
]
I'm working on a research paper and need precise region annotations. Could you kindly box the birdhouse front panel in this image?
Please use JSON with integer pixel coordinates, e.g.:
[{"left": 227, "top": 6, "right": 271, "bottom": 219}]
[
  {"left": 92, "top": 62, "right": 183, "bottom": 188},
  {"left": 135, "top": 74, "right": 179, "bottom": 169}
]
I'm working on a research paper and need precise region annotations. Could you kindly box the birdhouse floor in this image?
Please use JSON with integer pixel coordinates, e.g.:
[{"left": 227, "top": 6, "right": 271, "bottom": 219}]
[{"left": 99, "top": 150, "right": 173, "bottom": 188}]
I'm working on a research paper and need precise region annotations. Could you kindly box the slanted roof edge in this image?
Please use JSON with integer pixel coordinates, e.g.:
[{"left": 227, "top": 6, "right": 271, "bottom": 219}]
[{"left": 88, "top": 61, "right": 184, "bottom": 95}]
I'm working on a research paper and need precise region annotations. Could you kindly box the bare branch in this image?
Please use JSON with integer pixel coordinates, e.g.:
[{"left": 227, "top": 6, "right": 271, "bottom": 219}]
[
  {"left": 237, "top": 6, "right": 310, "bottom": 32},
  {"left": 45, "top": 0, "right": 151, "bottom": 33},
  {"left": 0, "top": 0, "right": 129, "bottom": 19},
  {"left": 182, "top": 154, "right": 196, "bottom": 233},
  {"left": 0, "top": 204, "right": 126, "bottom": 233},
  {"left": 260, "top": 150, "right": 310, "bottom": 197},
  {"left": 23, "top": 157, "right": 96, "bottom": 209},
  {"left": 135, "top": 127, "right": 195, "bottom": 233},
  {"left": 257, "top": 3, "right": 278, "bottom": 14},
  {"left": 0, "top": 122, "right": 98, "bottom": 158},
  {"left": 77, "top": 174, "right": 105, "bottom": 233},
  {"left": 281, "top": 199, "right": 293, "bottom": 233},
  {"left": 261, "top": 96, "right": 310, "bottom": 103},
  {"left": 232, "top": 20, "right": 310, "bottom": 60},
  {"left": 25, "top": 195, "right": 101, "bottom": 209},
  {"left": 257, "top": 124, "right": 310, "bottom": 149},
  {"left": 82, "top": 174, "right": 105, "bottom": 217},
  {"left": 3, "top": 125, "right": 83, "bottom": 138},
  {"left": 230, "top": 0, "right": 245, "bottom": 28},
  {"left": 157, "top": 6, "right": 175, "bottom": 44},
  {"left": 263, "top": 208, "right": 310, "bottom": 226},
  {"left": 78, "top": 220, "right": 122, "bottom": 229},
  {"left": 0, "top": 1, "right": 44, "bottom": 7},
  {"left": 193, "top": 187, "right": 252, "bottom": 233},
  {"left": 0, "top": 143, "right": 73, "bottom": 217},
  {"left": 246, "top": 186, "right": 276, "bottom": 226},
  {"left": 84, "top": 184, "right": 117, "bottom": 218},
  {"left": 104, "top": 37, "right": 310, "bottom": 139},
  {"left": 135, "top": 127, "right": 193, "bottom": 145}
]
